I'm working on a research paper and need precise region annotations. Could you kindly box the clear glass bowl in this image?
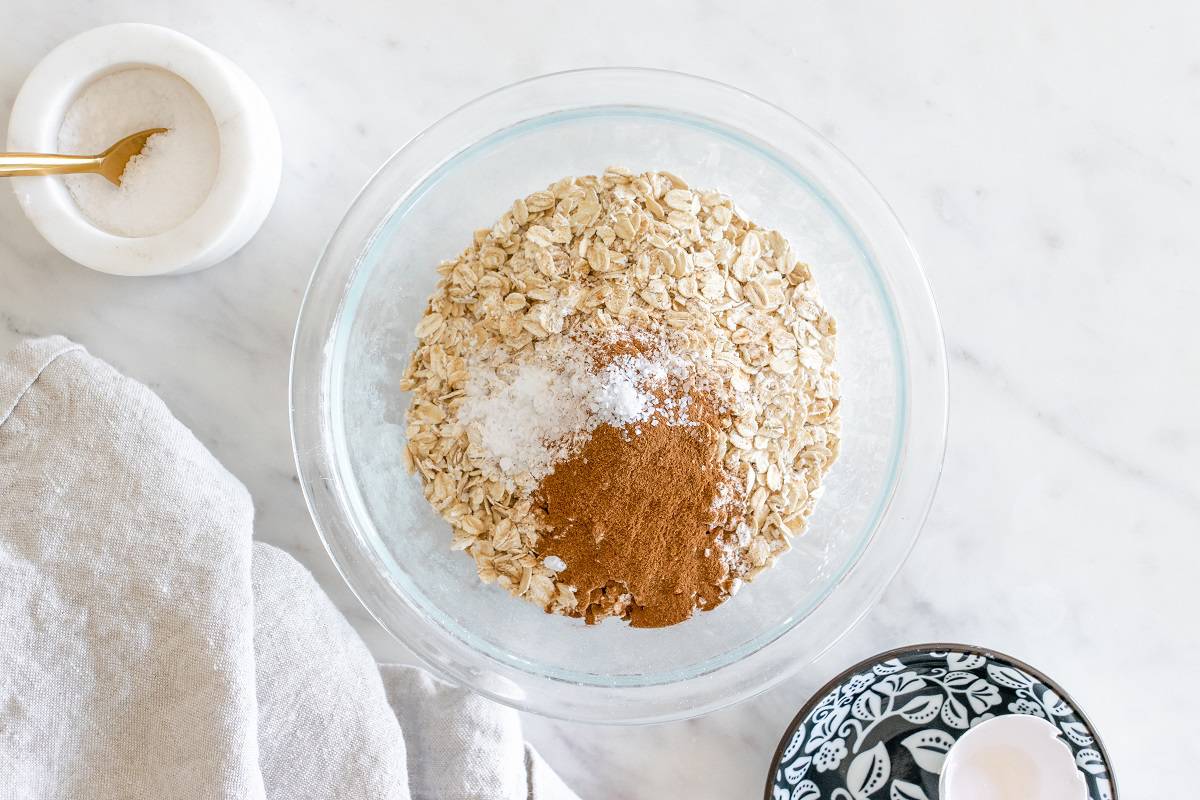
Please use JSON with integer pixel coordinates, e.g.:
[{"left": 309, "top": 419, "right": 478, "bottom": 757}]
[{"left": 290, "top": 68, "right": 947, "bottom": 724}]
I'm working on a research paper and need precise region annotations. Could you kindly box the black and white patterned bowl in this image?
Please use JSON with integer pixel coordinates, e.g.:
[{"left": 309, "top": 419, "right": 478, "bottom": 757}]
[{"left": 765, "top": 643, "right": 1116, "bottom": 800}]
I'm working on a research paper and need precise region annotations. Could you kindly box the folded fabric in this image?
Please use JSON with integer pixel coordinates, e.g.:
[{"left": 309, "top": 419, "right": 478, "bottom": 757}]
[{"left": 0, "top": 336, "right": 578, "bottom": 800}]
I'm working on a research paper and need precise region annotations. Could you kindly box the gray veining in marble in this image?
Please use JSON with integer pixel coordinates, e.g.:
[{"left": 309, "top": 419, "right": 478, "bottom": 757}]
[{"left": 3, "top": 2, "right": 1198, "bottom": 796}]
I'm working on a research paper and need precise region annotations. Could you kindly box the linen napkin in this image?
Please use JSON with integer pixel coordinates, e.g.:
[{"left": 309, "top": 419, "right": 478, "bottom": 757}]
[{"left": 0, "top": 336, "right": 578, "bottom": 800}]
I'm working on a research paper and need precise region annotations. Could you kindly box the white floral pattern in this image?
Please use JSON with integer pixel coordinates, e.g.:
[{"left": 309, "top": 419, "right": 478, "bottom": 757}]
[
  {"left": 768, "top": 646, "right": 1114, "bottom": 799},
  {"left": 814, "top": 739, "right": 848, "bottom": 772}
]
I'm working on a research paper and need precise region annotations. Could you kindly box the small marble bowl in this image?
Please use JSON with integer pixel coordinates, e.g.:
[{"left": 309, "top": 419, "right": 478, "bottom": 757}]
[{"left": 7, "top": 23, "right": 281, "bottom": 276}]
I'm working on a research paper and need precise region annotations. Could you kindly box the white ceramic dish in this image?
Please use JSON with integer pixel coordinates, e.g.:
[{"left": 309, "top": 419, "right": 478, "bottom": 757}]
[{"left": 7, "top": 23, "right": 280, "bottom": 276}]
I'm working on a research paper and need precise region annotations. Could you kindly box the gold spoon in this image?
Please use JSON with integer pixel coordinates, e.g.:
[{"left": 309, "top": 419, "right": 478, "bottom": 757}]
[{"left": 0, "top": 128, "right": 167, "bottom": 186}]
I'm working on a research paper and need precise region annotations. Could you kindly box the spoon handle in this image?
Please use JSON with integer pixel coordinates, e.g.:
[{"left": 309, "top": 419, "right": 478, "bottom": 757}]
[{"left": 0, "top": 152, "right": 103, "bottom": 178}]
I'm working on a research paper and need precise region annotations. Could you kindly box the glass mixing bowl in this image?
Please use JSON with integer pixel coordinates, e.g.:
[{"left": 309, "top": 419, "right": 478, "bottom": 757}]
[{"left": 291, "top": 68, "right": 947, "bottom": 724}]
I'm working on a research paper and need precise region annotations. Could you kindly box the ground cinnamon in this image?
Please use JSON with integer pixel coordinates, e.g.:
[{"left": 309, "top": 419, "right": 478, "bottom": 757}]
[{"left": 536, "top": 383, "right": 743, "bottom": 628}]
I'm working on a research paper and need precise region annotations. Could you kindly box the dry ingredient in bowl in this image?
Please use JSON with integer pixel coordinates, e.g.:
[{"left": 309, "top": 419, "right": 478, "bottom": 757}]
[
  {"left": 58, "top": 68, "right": 220, "bottom": 237},
  {"left": 402, "top": 168, "right": 840, "bottom": 627},
  {"left": 538, "top": 338, "right": 743, "bottom": 627},
  {"left": 456, "top": 331, "right": 690, "bottom": 483}
]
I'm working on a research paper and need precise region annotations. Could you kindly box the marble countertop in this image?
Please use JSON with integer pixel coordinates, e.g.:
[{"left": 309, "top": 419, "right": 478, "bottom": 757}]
[{"left": 4, "top": 2, "right": 1198, "bottom": 796}]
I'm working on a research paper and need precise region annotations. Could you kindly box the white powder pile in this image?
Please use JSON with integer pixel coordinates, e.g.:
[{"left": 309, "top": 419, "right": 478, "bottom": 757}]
[
  {"left": 459, "top": 337, "right": 693, "bottom": 483},
  {"left": 718, "top": 528, "right": 751, "bottom": 592},
  {"left": 58, "top": 68, "right": 220, "bottom": 238}
]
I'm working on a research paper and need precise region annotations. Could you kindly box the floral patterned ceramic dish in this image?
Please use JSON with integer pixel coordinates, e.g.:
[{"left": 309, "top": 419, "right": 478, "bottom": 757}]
[{"left": 765, "top": 643, "right": 1116, "bottom": 800}]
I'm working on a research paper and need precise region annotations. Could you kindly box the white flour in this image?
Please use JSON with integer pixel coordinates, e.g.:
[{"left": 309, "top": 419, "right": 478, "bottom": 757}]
[
  {"left": 718, "top": 533, "right": 749, "bottom": 589},
  {"left": 58, "top": 68, "right": 220, "bottom": 237},
  {"left": 459, "top": 336, "right": 692, "bottom": 482}
]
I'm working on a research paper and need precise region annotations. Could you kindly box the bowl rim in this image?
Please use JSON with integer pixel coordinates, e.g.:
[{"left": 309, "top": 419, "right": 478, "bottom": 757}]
[{"left": 290, "top": 66, "right": 948, "bottom": 723}]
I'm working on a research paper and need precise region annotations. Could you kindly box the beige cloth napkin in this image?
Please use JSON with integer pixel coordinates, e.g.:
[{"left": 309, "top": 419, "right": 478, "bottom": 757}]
[{"left": 0, "top": 336, "right": 578, "bottom": 800}]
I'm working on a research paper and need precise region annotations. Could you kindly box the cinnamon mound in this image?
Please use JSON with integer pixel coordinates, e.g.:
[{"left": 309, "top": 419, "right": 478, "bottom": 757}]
[{"left": 536, "top": 388, "right": 741, "bottom": 628}]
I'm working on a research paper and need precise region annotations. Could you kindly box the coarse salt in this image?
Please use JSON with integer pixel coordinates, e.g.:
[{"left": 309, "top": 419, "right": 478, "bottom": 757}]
[
  {"left": 458, "top": 334, "right": 693, "bottom": 483},
  {"left": 57, "top": 67, "right": 220, "bottom": 237}
]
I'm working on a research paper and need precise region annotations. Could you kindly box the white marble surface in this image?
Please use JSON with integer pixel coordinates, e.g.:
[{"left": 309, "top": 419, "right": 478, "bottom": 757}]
[{"left": 3, "top": 2, "right": 1198, "bottom": 796}]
